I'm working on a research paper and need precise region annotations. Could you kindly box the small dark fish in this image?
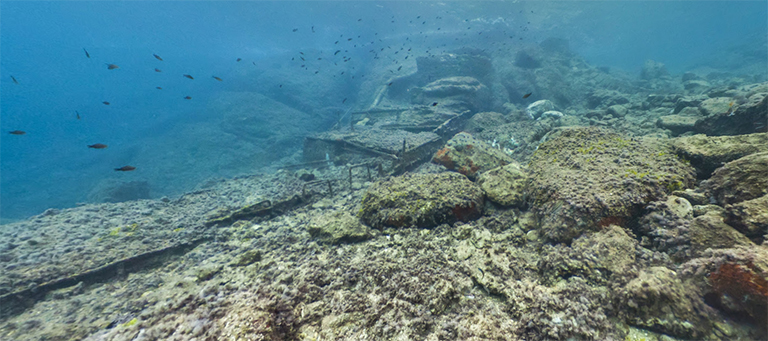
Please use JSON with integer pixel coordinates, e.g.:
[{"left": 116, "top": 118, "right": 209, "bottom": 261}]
[
  {"left": 83, "top": 48, "right": 90, "bottom": 58},
  {"left": 8, "top": 130, "right": 25, "bottom": 135},
  {"left": 156, "top": 87, "right": 162, "bottom": 90},
  {"left": 106, "top": 64, "right": 119, "bottom": 70},
  {"left": 431, "top": 102, "right": 438, "bottom": 106},
  {"left": 279, "top": 84, "right": 282, "bottom": 88},
  {"left": 76, "top": 111, "right": 81, "bottom": 119},
  {"left": 342, "top": 98, "right": 347, "bottom": 104},
  {"left": 292, "top": 28, "right": 298, "bottom": 32},
  {"left": 253, "top": 62, "right": 256, "bottom": 65},
  {"left": 300, "top": 57, "right": 305, "bottom": 61},
  {"left": 115, "top": 166, "right": 136, "bottom": 172},
  {"left": 154, "top": 68, "right": 162, "bottom": 72},
  {"left": 300, "top": 52, "right": 304, "bottom": 55},
  {"left": 236, "top": 58, "right": 242, "bottom": 62},
  {"left": 334, "top": 50, "right": 341, "bottom": 55},
  {"left": 335, "top": 41, "right": 339, "bottom": 44},
  {"left": 347, "top": 38, "right": 352, "bottom": 41},
  {"left": 102, "top": 101, "right": 110, "bottom": 105},
  {"left": 397, "top": 66, "right": 402, "bottom": 71},
  {"left": 522, "top": 92, "right": 532, "bottom": 99},
  {"left": 153, "top": 54, "right": 163, "bottom": 61},
  {"left": 184, "top": 96, "right": 192, "bottom": 100},
  {"left": 11, "top": 76, "right": 18, "bottom": 84},
  {"left": 183, "top": 74, "right": 194, "bottom": 80},
  {"left": 358, "top": 18, "right": 362, "bottom": 21},
  {"left": 212, "top": 76, "right": 223, "bottom": 81},
  {"left": 88, "top": 143, "right": 108, "bottom": 149},
  {"left": 387, "top": 82, "right": 393, "bottom": 86},
  {"left": 311, "top": 26, "right": 315, "bottom": 33}
]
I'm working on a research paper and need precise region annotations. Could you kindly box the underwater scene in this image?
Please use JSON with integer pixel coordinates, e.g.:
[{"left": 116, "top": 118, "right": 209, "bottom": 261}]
[{"left": 1, "top": 1, "right": 767, "bottom": 340}]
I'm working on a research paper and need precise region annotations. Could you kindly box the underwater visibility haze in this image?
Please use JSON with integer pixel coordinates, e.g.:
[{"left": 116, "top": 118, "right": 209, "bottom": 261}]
[{"left": 1, "top": 1, "right": 768, "bottom": 340}]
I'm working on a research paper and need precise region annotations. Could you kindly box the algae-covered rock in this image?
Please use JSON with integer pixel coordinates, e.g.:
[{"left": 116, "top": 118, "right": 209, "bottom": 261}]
[
  {"left": 703, "top": 151, "right": 768, "bottom": 205},
  {"left": 431, "top": 132, "right": 513, "bottom": 180},
  {"left": 527, "top": 126, "right": 695, "bottom": 243},
  {"left": 672, "top": 132, "right": 768, "bottom": 177},
  {"left": 477, "top": 163, "right": 528, "bottom": 207},
  {"left": 620, "top": 267, "right": 713, "bottom": 339},
  {"left": 359, "top": 172, "right": 484, "bottom": 229},
  {"left": 725, "top": 194, "right": 768, "bottom": 239},
  {"left": 307, "top": 210, "right": 372, "bottom": 244}
]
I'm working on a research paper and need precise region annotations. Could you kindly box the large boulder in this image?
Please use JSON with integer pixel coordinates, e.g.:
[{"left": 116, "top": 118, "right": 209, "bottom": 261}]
[
  {"left": 359, "top": 172, "right": 484, "bottom": 229},
  {"left": 527, "top": 127, "right": 695, "bottom": 243},
  {"left": 672, "top": 133, "right": 768, "bottom": 178}
]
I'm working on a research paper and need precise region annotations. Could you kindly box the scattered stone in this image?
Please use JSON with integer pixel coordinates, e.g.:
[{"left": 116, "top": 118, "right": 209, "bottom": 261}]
[
  {"left": 540, "top": 110, "right": 564, "bottom": 120},
  {"left": 359, "top": 172, "right": 484, "bottom": 229},
  {"left": 605, "top": 104, "right": 628, "bottom": 118},
  {"left": 698, "top": 97, "right": 734, "bottom": 117},
  {"left": 671, "top": 189, "right": 708, "bottom": 206},
  {"left": 694, "top": 93, "right": 767, "bottom": 136},
  {"left": 688, "top": 212, "right": 754, "bottom": 257},
  {"left": 307, "top": 210, "right": 372, "bottom": 244},
  {"left": 477, "top": 163, "right": 528, "bottom": 207}
]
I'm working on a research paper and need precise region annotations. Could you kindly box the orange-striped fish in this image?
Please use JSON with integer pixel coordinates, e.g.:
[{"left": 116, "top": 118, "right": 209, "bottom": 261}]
[
  {"left": 88, "top": 143, "right": 108, "bottom": 149},
  {"left": 115, "top": 166, "right": 136, "bottom": 171},
  {"left": 212, "top": 76, "right": 223, "bottom": 81},
  {"left": 153, "top": 54, "right": 163, "bottom": 61},
  {"left": 106, "top": 64, "right": 119, "bottom": 70},
  {"left": 183, "top": 74, "right": 194, "bottom": 80}
]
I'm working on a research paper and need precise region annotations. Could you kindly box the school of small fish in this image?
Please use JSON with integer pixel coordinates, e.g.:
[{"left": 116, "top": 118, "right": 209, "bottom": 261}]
[{"left": 7, "top": 12, "right": 535, "bottom": 172}]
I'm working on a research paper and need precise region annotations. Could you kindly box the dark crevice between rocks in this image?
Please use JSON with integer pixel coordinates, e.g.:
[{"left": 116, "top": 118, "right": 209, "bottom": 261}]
[{"left": 0, "top": 237, "right": 209, "bottom": 320}]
